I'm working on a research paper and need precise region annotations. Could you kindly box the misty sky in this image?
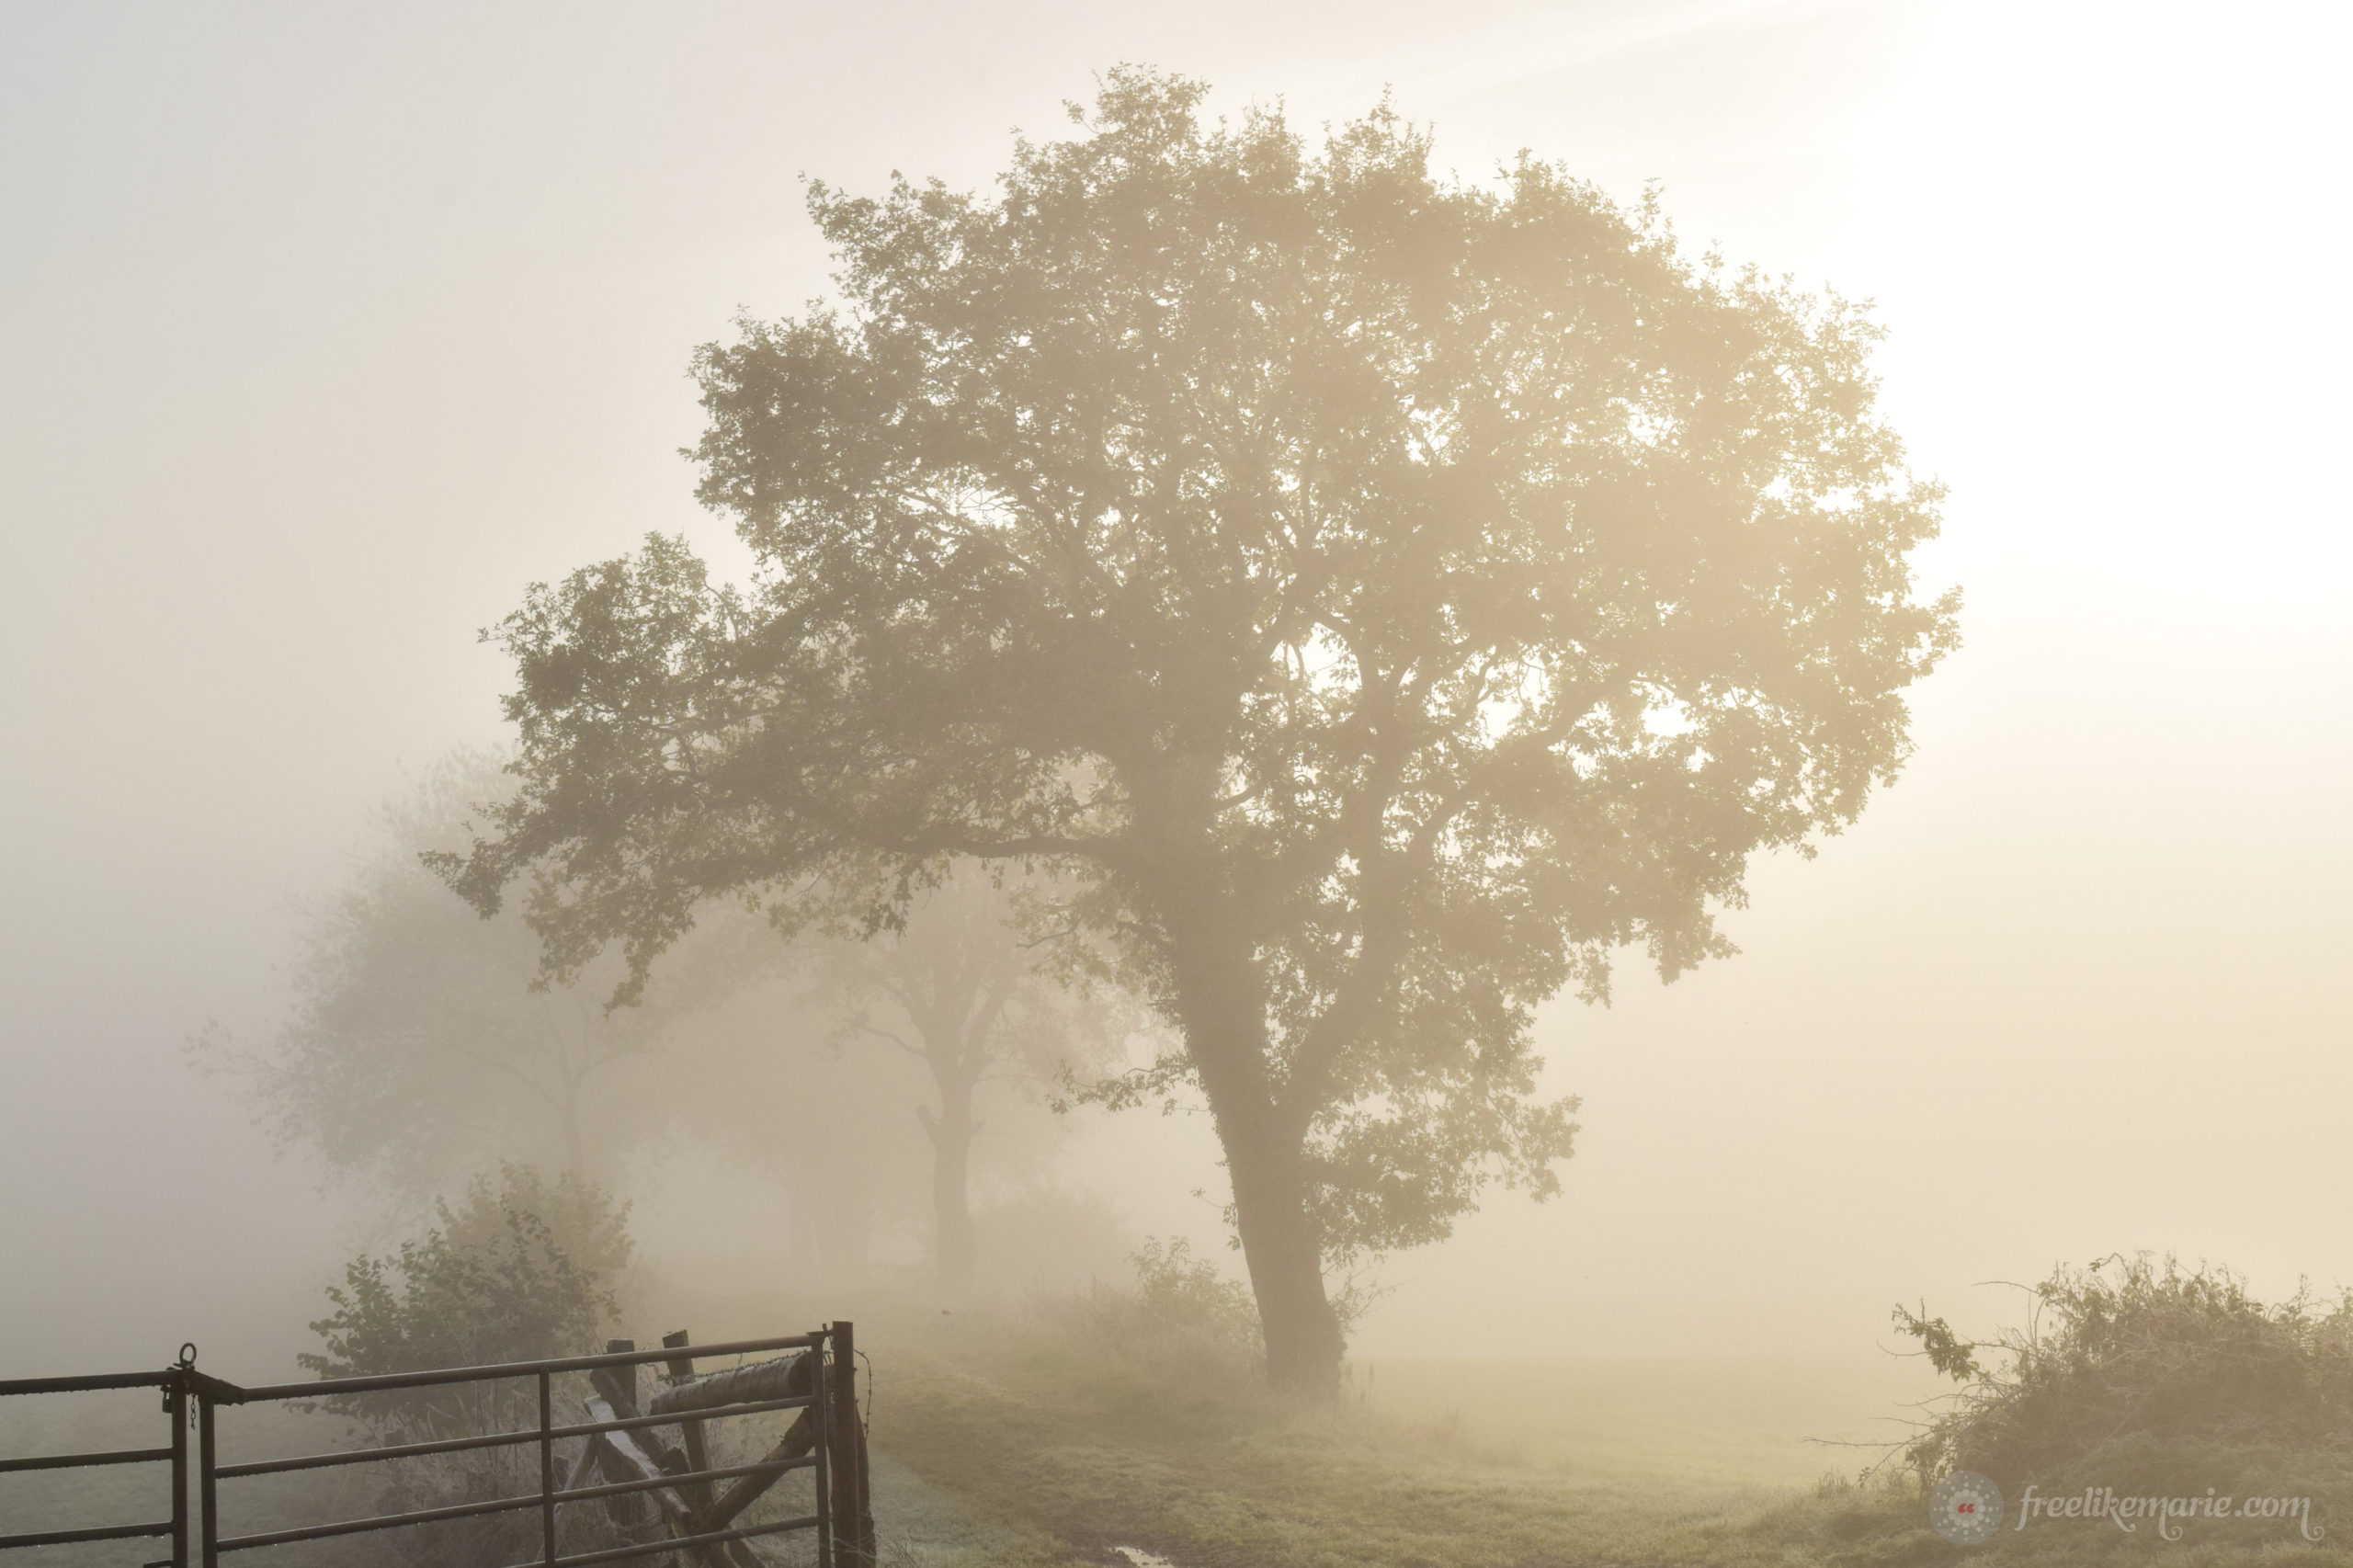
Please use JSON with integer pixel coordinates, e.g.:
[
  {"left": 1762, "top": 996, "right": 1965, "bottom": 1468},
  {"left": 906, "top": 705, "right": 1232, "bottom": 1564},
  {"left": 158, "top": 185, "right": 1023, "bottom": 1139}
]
[{"left": 3, "top": 0, "right": 2347, "bottom": 1376}]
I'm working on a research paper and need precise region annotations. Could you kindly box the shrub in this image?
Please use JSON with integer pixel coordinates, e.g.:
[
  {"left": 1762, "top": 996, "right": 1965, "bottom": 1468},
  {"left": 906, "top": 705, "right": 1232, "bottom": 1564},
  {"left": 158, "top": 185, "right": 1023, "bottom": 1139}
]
[
  {"left": 302, "top": 1165, "right": 631, "bottom": 1563},
  {"left": 1131, "top": 1237, "right": 1264, "bottom": 1358},
  {"left": 1896, "top": 1252, "right": 2353, "bottom": 1486},
  {"left": 1063, "top": 1236, "right": 1265, "bottom": 1384}
]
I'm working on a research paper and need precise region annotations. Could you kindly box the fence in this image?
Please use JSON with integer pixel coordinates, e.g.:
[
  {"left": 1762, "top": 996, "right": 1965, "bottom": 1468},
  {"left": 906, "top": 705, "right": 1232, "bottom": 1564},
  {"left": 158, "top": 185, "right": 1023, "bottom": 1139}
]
[{"left": 0, "top": 1323, "right": 874, "bottom": 1567}]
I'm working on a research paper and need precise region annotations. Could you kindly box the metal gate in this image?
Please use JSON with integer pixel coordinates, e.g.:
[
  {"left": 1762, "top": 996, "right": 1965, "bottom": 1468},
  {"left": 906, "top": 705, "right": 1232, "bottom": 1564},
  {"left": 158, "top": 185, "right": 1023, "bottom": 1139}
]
[{"left": 0, "top": 1323, "right": 874, "bottom": 1567}]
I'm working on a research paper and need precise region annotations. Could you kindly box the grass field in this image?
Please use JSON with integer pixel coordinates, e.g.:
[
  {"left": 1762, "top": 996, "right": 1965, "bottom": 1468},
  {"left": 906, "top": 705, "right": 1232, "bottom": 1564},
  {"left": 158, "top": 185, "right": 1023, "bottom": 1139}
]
[
  {"left": 847, "top": 1319, "right": 1901, "bottom": 1568},
  {"left": 1351, "top": 1355, "right": 1944, "bottom": 1487},
  {"left": 11, "top": 1304, "right": 2348, "bottom": 1568},
  {"left": 816, "top": 1304, "right": 2353, "bottom": 1568}
]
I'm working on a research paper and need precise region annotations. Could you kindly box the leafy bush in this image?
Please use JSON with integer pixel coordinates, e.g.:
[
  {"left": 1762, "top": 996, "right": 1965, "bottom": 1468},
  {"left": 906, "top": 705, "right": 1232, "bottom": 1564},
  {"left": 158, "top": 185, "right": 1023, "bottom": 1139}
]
[
  {"left": 1058, "top": 1236, "right": 1265, "bottom": 1386},
  {"left": 302, "top": 1166, "right": 631, "bottom": 1563},
  {"left": 305, "top": 1167, "right": 626, "bottom": 1416},
  {"left": 1131, "top": 1237, "right": 1264, "bottom": 1358},
  {"left": 1897, "top": 1252, "right": 2353, "bottom": 1485}
]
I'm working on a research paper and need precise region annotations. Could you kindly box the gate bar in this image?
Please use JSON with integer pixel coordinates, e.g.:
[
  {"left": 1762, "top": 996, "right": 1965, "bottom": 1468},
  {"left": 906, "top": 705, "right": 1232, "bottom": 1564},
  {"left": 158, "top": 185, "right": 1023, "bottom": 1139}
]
[
  {"left": 198, "top": 1395, "right": 218, "bottom": 1568},
  {"left": 171, "top": 1379, "right": 188, "bottom": 1568},
  {"left": 230, "top": 1335, "right": 821, "bottom": 1402},
  {"left": 216, "top": 1392, "right": 814, "bottom": 1478},
  {"left": 0, "top": 1445, "right": 172, "bottom": 1473}
]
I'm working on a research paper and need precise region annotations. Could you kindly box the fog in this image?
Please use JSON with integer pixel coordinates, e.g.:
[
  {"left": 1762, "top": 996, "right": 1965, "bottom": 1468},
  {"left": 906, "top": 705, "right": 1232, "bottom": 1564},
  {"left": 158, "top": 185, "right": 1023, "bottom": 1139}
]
[{"left": 3, "top": 0, "right": 2347, "bottom": 1396}]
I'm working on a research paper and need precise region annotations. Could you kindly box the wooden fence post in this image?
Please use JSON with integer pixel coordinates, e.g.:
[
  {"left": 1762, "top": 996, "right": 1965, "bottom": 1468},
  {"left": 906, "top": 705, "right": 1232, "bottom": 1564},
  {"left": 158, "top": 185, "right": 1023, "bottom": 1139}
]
[
  {"left": 661, "top": 1331, "right": 758, "bottom": 1568},
  {"left": 588, "top": 1339, "right": 668, "bottom": 1554},
  {"left": 828, "top": 1322, "right": 876, "bottom": 1567}
]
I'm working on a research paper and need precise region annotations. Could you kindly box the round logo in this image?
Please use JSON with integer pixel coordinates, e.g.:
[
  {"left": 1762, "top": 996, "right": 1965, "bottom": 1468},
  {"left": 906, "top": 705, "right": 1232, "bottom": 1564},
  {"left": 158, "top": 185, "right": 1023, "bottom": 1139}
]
[{"left": 1930, "top": 1471, "right": 2004, "bottom": 1545}]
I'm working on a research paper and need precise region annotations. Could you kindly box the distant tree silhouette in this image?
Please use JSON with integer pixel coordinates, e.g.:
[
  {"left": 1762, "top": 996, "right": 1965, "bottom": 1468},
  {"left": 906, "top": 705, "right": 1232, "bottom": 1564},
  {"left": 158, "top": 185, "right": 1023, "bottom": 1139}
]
[
  {"left": 798, "top": 867, "right": 1131, "bottom": 1301},
  {"left": 228, "top": 749, "right": 764, "bottom": 1199},
  {"left": 242, "top": 751, "right": 677, "bottom": 1191},
  {"left": 438, "top": 69, "right": 1958, "bottom": 1397}
]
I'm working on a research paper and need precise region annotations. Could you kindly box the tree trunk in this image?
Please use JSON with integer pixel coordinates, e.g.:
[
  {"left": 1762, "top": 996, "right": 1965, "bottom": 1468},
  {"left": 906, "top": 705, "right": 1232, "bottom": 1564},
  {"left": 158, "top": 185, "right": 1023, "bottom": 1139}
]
[
  {"left": 921, "top": 1076, "right": 979, "bottom": 1301},
  {"left": 1165, "top": 900, "right": 1345, "bottom": 1400},
  {"left": 1222, "top": 1103, "right": 1345, "bottom": 1398}
]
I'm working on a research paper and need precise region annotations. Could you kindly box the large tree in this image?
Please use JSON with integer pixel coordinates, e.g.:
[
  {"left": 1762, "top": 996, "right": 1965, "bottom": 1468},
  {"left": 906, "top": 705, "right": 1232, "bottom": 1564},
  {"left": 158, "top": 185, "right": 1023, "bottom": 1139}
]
[{"left": 439, "top": 71, "right": 1959, "bottom": 1395}]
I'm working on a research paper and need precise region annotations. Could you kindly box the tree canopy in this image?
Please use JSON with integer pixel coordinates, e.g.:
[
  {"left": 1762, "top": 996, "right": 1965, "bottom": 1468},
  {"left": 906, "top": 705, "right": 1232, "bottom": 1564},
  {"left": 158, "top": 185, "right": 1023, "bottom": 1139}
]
[{"left": 440, "top": 69, "right": 1958, "bottom": 1394}]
